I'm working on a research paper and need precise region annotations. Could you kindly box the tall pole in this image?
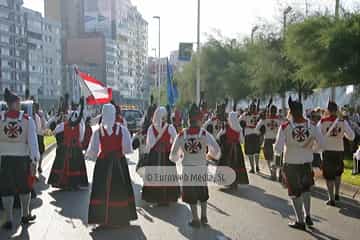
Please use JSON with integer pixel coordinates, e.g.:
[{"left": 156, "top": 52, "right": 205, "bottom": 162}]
[
  {"left": 251, "top": 26, "right": 259, "bottom": 44},
  {"left": 153, "top": 16, "right": 161, "bottom": 105},
  {"left": 331, "top": 0, "right": 340, "bottom": 100},
  {"left": 282, "top": 7, "right": 292, "bottom": 110},
  {"left": 335, "top": 0, "right": 340, "bottom": 19},
  {"left": 196, "top": 0, "right": 201, "bottom": 105}
]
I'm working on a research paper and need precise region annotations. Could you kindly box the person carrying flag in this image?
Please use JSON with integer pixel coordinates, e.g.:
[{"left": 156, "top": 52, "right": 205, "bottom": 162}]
[{"left": 48, "top": 97, "right": 89, "bottom": 190}]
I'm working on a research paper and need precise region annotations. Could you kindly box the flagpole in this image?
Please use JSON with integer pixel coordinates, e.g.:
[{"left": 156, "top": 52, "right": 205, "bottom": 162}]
[{"left": 74, "top": 67, "right": 93, "bottom": 104}]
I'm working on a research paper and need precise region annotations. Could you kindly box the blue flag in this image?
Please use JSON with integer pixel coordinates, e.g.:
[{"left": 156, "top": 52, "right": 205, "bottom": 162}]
[{"left": 167, "top": 58, "right": 175, "bottom": 106}]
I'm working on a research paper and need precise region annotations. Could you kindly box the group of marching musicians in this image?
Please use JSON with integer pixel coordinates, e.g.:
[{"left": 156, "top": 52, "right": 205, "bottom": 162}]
[{"left": 0, "top": 87, "right": 357, "bottom": 232}]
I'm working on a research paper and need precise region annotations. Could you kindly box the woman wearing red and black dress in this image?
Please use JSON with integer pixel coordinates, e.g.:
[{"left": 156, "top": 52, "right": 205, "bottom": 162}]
[{"left": 86, "top": 104, "right": 137, "bottom": 227}]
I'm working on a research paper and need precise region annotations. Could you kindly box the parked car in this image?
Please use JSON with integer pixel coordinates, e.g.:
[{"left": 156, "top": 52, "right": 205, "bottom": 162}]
[{"left": 122, "top": 107, "right": 143, "bottom": 135}]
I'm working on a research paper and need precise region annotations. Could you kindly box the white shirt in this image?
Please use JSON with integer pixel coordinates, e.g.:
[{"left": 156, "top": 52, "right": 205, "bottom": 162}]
[
  {"left": 34, "top": 112, "right": 47, "bottom": 136},
  {"left": 0, "top": 112, "right": 40, "bottom": 162},
  {"left": 170, "top": 128, "right": 221, "bottom": 166},
  {"left": 28, "top": 116, "right": 41, "bottom": 162},
  {"left": 145, "top": 123, "right": 177, "bottom": 153},
  {"left": 317, "top": 116, "right": 355, "bottom": 152},
  {"left": 239, "top": 113, "right": 259, "bottom": 136},
  {"left": 256, "top": 116, "right": 282, "bottom": 140},
  {"left": 274, "top": 119, "right": 325, "bottom": 164},
  {"left": 85, "top": 124, "right": 133, "bottom": 159}
]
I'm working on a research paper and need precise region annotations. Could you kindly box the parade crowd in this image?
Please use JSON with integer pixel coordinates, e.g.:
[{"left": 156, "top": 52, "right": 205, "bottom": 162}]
[{"left": 0, "top": 88, "right": 360, "bottom": 233}]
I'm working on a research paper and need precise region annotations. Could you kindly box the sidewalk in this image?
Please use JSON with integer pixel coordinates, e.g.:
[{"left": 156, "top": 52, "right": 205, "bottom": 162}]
[{"left": 256, "top": 159, "right": 360, "bottom": 204}]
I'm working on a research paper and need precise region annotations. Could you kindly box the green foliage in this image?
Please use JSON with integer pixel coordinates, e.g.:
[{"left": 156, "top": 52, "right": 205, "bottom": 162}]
[
  {"left": 285, "top": 14, "right": 360, "bottom": 87},
  {"left": 175, "top": 13, "right": 360, "bottom": 105}
]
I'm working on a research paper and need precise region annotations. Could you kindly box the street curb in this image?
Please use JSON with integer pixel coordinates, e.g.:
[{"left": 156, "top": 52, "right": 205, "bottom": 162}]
[{"left": 43, "top": 143, "right": 56, "bottom": 157}]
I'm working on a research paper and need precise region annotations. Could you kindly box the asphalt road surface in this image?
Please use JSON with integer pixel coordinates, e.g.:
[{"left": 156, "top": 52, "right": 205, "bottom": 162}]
[{"left": 0, "top": 148, "right": 359, "bottom": 240}]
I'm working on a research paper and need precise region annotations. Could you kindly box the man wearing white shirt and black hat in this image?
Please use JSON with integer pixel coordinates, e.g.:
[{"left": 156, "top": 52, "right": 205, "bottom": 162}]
[
  {"left": 274, "top": 97, "right": 324, "bottom": 231},
  {"left": 318, "top": 100, "right": 355, "bottom": 206},
  {"left": 0, "top": 89, "right": 39, "bottom": 230}
]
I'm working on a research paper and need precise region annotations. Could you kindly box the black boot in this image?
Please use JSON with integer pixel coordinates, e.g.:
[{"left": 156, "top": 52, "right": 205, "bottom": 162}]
[
  {"left": 201, "top": 216, "right": 208, "bottom": 225},
  {"left": 288, "top": 221, "right": 306, "bottom": 231},
  {"left": 305, "top": 216, "right": 314, "bottom": 226},
  {"left": 21, "top": 214, "right": 36, "bottom": 225},
  {"left": 326, "top": 200, "right": 336, "bottom": 207}
]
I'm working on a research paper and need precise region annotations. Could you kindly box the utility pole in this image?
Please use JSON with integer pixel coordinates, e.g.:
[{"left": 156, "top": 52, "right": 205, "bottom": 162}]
[
  {"left": 282, "top": 6, "right": 292, "bottom": 109},
  {"left": 331, "top": 0, "right": 340, "bottom": 100},
  {"left": 335, "top": 0, "right": 340, "bottom": 19},
  {"left": 153, "top": 16, "right": 161, "bottom": 105},
  {"left": 251, "top": 26, "right": 259, "bottom": 44},
  {"left": 196, "top": 0, "right": 201, "bottom": 105}
]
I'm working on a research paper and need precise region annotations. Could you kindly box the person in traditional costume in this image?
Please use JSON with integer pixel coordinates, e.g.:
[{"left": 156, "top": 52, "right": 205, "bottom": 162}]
[
  {"left": 0, "top": 89, "right": 39, "bottom": 230},
  {"left": 171, "top": 106, "right": 183, "bottom": 132},
  {"left": 217, "top": 103, "right": 249, "bottom": 189},
  {"left": 318, "top": 101, "right": 355, "bottom": 206},
  {"left": 82, "top": 116, "right": 93, "bottom": 151},
  {"left": 256, "top": 103, "right": 281, "bottom": 179},
  {"left": 86, "top": 104, "right": 137, "bottom": 228},
  {"left": 203, "top": 101, "right": 227, "bottom": 140},
  {"left": 239, "top": 100, "right": 261, "bottom": 173},
  {"left": 133, "top": 96, "right": 157, "bottom": 174},
  {"left": 274, "top": 97, "right": 324, "bottom": 230},
  {"left": 112, "top": 101, "right": 128, "bottom": 128},
  {"left": 48, "top": 97, "right": 88, "bottom": 190},
  {"left": 170, "top": 103, "right": 221, "bottom": 228},
  {"left": 142, "top": 106, "right": 180, "bottom": 205},
  {"left": 33, "top": 102, "right": 47, "bottom": 173},
  {"left": 310, "top": 109, "right": 322, "bottom": 169}
]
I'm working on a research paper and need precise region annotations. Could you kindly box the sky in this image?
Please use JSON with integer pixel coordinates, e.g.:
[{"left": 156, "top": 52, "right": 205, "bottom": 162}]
[{"left": 24, "top": 0, "right": 359, "bottom": 57}]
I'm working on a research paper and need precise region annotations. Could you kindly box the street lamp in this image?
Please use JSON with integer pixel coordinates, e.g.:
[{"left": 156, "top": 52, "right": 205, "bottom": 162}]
[
  {"left": 251, "top": 26, "right": 259, "bottom": 43},
  {"left": 153, "top": 16, "right": 161, "bottom": 105}
]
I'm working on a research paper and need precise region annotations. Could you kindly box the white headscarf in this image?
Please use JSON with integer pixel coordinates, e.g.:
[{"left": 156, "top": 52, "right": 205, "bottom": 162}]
[
  {"left": 228, "top": 111, "right": 241, "bottom": 132},
  {"left": 152, "top": 106, "right": 167, "bottom": 131},
  {"left": 101, "top": 104, "right": 116, "bottom": 135}
]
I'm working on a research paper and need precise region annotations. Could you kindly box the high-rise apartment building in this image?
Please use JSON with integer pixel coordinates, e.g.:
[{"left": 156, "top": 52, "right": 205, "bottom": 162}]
[
  {"left": 0, "top": 0, "right": 27, "bottom": 97},
  {"left": 45, "top": 0, "right": 84, "bottom": 37},
  {"left": 23, "top": 8, "right": 62, "bottom": 107},
  {"left": 83, "top": 0, "right": 148, "bottom": 101}
]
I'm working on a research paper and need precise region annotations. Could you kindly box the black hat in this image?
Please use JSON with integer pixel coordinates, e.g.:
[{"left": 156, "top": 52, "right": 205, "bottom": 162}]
[
  {"left": 288, "top": 96, "right": 303, "bottom": 115},
  {"left": 327, "top": 100, "right": 338, "bottom": 112},
  {"left": 4, "top": 88, "right": 20, "bottom": 104},
  {"left": 270, "top": 105, "right": 277, "bottom": 114},
  {"left": 189, "top": 103, "right": 202, "bottom": 121}
]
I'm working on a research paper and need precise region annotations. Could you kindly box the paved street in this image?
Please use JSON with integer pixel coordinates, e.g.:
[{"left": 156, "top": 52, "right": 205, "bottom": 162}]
[{"left": 1, "top": 148, "right": 359, "bottom": 240}]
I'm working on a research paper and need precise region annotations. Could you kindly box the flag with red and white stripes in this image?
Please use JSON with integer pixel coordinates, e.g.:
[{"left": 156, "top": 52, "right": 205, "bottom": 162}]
[{"left": 75, "top": 68, "right": 112, "bottom": 105}]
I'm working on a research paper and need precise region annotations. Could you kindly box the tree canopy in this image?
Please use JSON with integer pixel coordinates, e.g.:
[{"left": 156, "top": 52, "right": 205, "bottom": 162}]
[{"left": 173, "top": 11, "right": 360, "bottom": 108}]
